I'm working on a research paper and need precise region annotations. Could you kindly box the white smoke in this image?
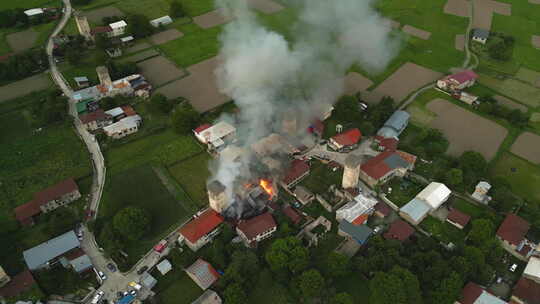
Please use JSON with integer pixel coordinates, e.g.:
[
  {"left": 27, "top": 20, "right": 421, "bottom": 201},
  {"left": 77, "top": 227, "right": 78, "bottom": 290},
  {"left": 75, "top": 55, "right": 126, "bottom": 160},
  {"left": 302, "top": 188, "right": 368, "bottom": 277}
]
[{"left": 209, "top": 0, "right": 400, "bottom": 212}]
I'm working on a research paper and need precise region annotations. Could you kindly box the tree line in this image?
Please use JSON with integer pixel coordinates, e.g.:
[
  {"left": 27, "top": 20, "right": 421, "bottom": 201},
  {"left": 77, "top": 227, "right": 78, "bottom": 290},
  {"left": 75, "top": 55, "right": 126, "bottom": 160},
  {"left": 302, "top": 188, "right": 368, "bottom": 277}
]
[{"left": 0, "top": 49, "right": 48, "bottom": 82}]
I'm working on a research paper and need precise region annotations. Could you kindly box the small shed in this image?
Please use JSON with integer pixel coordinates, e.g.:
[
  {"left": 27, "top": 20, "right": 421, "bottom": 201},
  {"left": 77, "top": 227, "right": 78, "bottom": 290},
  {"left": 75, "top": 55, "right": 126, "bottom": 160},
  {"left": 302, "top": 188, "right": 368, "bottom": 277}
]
[
  {"left": 74, "top": 76, "right": 89, "bottom": 88},
  {"left": 24, "top": 8, "right": 44, "bottom": 17},
  {"left": 150, "top": 16, "right": 173, "bottom": 28},
  {"left": 141, "top": 273, "right": 157, "bottom": 290},
  {"left": 120, "top": 36, "right": 134, "bottom": 44},
  {"left": 472, "top": 29, "right": 489, "bottom": 44},
  {"left": 156, "top": 259, "right": 172, "bottom": 275}
]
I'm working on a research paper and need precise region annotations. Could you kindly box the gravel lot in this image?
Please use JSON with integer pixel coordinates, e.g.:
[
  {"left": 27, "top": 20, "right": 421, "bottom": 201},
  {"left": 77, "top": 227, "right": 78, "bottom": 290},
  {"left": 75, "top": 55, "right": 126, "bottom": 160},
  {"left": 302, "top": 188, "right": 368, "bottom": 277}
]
[
  {"left": 444, "top": 0, "right": 470, "bottom": 17},
  {"left": 472, "top": 0, "right": 511, "bottom": 30},
  {"left": 193, "top": 9, "right": 234, "bottom": 29},
  {"left": 7, "top": 29, "right": 38, "bottom": 52},
  {"left": 372, "top": 62, "right": 443, "bottom": 102},
  {"left": 427, "top": 98, "right": 507, "bottom": 160},
  {"left": 494, "top": 95, "right": 528, "bottom": 112},
  {"left": 85, "top": 6, "right": 125, "bottom": 23},
  {"left": 136, "top": 56, "right": 186, "bottom": 86},
  {"left": 344, "top": 72, "right": 373, "bottom": 96},
  {"left": 511, "top": 132, "right": 540, "bottom": 164},
  {"left": 402, "top": 25, "right": 431, "bottom": 40},
  {"left": 0, "top": 74, "right": 51, "bottom": 102},
  {"left": 455, "top": 34, "right": 465, "bottom": 51},
  {"left": 150, "top": 29, "right": 184, "bottom": 45},
  {"left": 247, "top": 0, "right": 284, "bottom": 14}
]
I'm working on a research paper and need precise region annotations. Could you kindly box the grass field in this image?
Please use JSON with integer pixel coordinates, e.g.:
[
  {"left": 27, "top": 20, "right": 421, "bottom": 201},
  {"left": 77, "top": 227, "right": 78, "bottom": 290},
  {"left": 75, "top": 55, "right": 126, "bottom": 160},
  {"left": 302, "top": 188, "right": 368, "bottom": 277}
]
[
  {"left": 478, "top": 74, "right": 540, "bottom": 108},
  {"left": 420, "top": 215, "right": 466, "bottom": 244},
  {"left": 154, "top": 267, "right": 203, "bottom": 304},
  {"left": 168, "top": 153, "right": 212, "bottom": 208},
  {"left": 450, "top": 197, "right": 496, "bottom": 220},
  {"left": 491, "top": 152, "right": 540, "bottom": 204},
  {"left": 0, "top": 0, "right": 59, "bottom": 10},
  {"left": 76, "top": 0, "right": 215, "bottom": 18},
  {"left": 385, "top": 177, "right": 424, "bottom": 208},
  {"left": 300, "top": 161, "right": 342, "bottom": 195}
]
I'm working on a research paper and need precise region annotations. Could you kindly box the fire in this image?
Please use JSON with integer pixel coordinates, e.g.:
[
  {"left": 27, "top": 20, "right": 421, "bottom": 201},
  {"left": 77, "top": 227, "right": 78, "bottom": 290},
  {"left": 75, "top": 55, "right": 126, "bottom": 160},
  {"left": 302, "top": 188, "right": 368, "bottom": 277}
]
[{"left": 259, "top": 179, "right": 274, "bottom": 197}]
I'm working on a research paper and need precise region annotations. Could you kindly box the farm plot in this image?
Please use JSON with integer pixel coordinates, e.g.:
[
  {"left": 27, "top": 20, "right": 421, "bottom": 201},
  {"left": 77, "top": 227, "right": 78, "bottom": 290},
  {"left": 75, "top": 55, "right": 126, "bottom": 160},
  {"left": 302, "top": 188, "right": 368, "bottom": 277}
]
[
  {"left": 136, "top": 56, "right": 186, "bottom": 87},
  {"left": 455, "top": 34, "right": 465, "bottom": 51},
  {"left": 156, "top": 56, "right": 230, "bottom": 112},
  {"left": 402, "top": 25, "right": 431, "bottom": 40},
  {"left": 85, "top": 6, "right": 125, "bottom": 23},
  {"left": 444, "top": 0, "right": 470, "bottom": 17},
  {"left": 494, "top": 95, "right": 527, "bottom": 112},
  {"left": 246, "top": 0, "right": 284, "bottom": 14},
  {"left": 150, "top": 29, "right": 184, "bottom": 45},
  {"left": 426, "top": 98, "right": 507, "bottom": 160},
  {"left": 491, "top": 152, "right": 540, "bottom": 204},
  {"left": 515, "top": 67, "right": 540, "bottom": 85},
  {"left": 0, "top": 0, "right": 58, "bottom": 10},
  {"left": 0, "top": 74, "right": 51, "bottom": 102},
  {"left": 126, "top": 42, "right": 151, "bottom": 54},
  {"left": 168, "top": 153, "right": 212, "bottom": 208},
  {"left": 6, "top": 29, "right": 38, "bottom": 52},
  {"left": 193, "top": 9, "right": 234, "bottom": 29},
  {"left": 478, "top": 74, "right": 540, "bottom": 108},
  {"left": 472, "top": 0, "right": 511, "bottom": 30},
  {"left": 120, "top": 49, "right": 159, "bottom": 63},
  {"left": 343, "top": 72, "right": 373, "bottom": 96},
  {"left": 371, "top": 62, "right": 443, "bottom": 102},
  {"left": 510, "top": 132, "right": 540, "bottom": 164},
  {"left": 533, "top": 36, "right": 540, "bottom": 49},
  {"left": 529, "top": 0, "right": 540, "bottom": 4}
]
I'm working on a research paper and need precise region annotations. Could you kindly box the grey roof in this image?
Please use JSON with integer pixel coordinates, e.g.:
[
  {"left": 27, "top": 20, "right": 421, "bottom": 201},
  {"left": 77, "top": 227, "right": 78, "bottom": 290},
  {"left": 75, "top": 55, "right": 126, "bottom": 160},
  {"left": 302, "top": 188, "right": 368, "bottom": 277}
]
[
  {"left": 192, "top": 290, "right": 222, "bottom": 304},
  {"left": 141, "top": 273, "right": 157, "bottom": 289},
  {"left": 377, "top": 111, "right": 410, "bottom": 138},
  {"left": 73, "top": 86, "right": 101, "bottom": 102},
  {"left": 70, "top": 254, "right": 92, "bottom": 273},
  {"left": 339, "top": 220, "right": 372, "bottom": 243},
  {"left": 473, "top": 28, "right": 490, "bottom": 39},
  {"left": 475, "top": 291, "right": 507, "bottom": 304},
  {"left": 400, "top": 198, "right": 430, "bottom": 223},
  {"left": 384, "top": 153, "right": 409, "bottom": 170},
  {"left": 74, "top": 76, "right": 89, "bottom": 82},
  {"left": 207, "top": 180, "right": 225, "bottom": 194},
  {"left": 156, "top": 259, "right": 172, "bottom": 275},
  {"left": 23, "top": 230, "right": 80, "bottom": 270}
]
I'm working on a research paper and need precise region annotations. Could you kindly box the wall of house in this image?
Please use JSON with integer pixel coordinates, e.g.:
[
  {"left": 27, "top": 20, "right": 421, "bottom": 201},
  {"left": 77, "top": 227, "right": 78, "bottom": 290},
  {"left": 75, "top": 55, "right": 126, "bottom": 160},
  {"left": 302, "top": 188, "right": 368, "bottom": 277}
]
[{"left": 40, "top": 190, "right": 81, "bottom": 213}]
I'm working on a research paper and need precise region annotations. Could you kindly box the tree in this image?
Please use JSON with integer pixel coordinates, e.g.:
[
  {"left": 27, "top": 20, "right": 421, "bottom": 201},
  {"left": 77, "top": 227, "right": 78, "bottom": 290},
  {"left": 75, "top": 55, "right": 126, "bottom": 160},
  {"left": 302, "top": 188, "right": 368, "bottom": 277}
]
[
  {"left": 42, "top": 207, "right": 78, "bottom": 237},
  {"left": 298, "top": 269, "right": 324, "bottom": 300},
  {"left": 66, "top": 48, "right": 82, "bottom": 65},
  {"left": 171, "top": 103, "right": 200, "bottom": 134},
  {"left": 223, "top": 283, "right": 246, "bottom": 304},
  {"left": 430, "top": 271, "right": 463, "bottom": 304},
  {"left": 459, "top": 151, "right": 487, "bottom": 188},
  {"left": 369, "top": 266, "right": 422, "bottom": 304},
  {"left": 325, "top": 252, "right": 350, "bottom": 278},
  {"left": 331, "top": 292, "right": 354, "bottom": 304},
  {"left": 445, "top": 168, "right": 463, "bottom": 187},
  {"left": 128, "top": 14, "right": 154, "bottom": 38},
  {"left": 266, "top": 237, "right": 309, "bottom": 276},
  {"left": 113, "top": 207, "right": 151, "bottom": 240},
  {"left": 221, "top": 249, "right": 259, "bottom": 287},
  {"left": 151, "top": 93, "right": 173, "bottom": 113},
  {"left": 468, "top": 219, "right": 494, "bottom": 246},
  {"left": 169, "top": 1, "right": 185, "bottom": 18}
]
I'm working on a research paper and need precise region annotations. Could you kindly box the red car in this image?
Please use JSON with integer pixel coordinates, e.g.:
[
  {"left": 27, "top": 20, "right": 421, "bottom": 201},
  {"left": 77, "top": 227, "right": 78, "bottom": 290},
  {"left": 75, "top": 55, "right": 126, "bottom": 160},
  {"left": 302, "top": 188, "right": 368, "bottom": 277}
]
[{"left": 153, "top": 240, "right": 167, "bottom": 253}]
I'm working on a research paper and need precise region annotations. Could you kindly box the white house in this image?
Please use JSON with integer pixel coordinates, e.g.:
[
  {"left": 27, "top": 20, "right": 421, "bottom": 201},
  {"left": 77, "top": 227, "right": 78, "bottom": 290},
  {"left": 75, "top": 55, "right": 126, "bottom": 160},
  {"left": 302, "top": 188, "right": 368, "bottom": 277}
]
[
  {"left": 24, "top": 8, "right": 44, "bottom": 17},
  {"left": 415, "top": 182, "right": 451, "bottom": 210},
  {"left": 108, "top": 20, "right": 127, "bottom": 37},
  {"left": 471, "top": 181, "right": 492, "bottom": 204},
  {"left": 150, "top": 16, "right": 173, "bottom": 28},
  {"left": 335, "top": 193, "right": 378, "bottom": 225},
  {"left": 179, "top": 209, "right": 224, "bottom": 252},
  {"left": 193, "top": 121, "right": 236, "bottom": 151},
  {"left": 524, "top": 256, "right": 540, "bottom": 284},
  {"left": 103, "top": 115, "right": 142, "bottom": 139}
]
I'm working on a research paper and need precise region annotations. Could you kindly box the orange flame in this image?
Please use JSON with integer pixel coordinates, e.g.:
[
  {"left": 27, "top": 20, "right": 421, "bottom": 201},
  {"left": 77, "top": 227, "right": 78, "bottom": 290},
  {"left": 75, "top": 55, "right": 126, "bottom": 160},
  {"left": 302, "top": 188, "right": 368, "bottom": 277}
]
[{"left": 259, "top": 179, "right": 274, "bottom": 197}]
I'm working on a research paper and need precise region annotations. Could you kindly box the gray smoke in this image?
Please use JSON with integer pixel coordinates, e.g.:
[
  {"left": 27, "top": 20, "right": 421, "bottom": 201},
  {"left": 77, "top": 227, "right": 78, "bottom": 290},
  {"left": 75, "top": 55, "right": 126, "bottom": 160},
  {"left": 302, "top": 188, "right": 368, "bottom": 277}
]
[{"left": 209, "top": 0, "right": 400, "bottom": 214}]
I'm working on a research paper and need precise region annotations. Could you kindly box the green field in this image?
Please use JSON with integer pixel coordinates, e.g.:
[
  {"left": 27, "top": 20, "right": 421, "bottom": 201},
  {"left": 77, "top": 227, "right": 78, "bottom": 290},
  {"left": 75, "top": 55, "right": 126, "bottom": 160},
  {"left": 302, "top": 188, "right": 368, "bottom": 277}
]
[
  {"left": 491, "top": 152, "right": 540, "bottom": 204},
  {"left": 76, "top": 0, "right": 215, "bottom": 18},
  {"left": 154, "top": 267, "right": 203, "bottom": 304},
  {"left": 0, "top": 0, "right": 58, "bottom": 10},
  {"left": 478, "top": 74, "right": 540, "bottom": 108},
  {"left": 419, "top": 215, "right": 466, "bottom": 245},
  {"left": 168, "top": 153, "right": 212, "bottom": 208},
  {"left": 300, "top": 161, "right": 342, "bottom": 195},
  {"left": 450, "top": 197, "right": 491, "bottom": 220}
]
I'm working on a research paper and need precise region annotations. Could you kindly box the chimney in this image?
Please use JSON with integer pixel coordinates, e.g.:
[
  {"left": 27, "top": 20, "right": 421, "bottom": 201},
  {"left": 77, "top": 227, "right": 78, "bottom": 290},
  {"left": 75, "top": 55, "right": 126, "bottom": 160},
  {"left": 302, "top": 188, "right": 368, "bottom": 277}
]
[
  {"left": 207, "top": 180, "right": 229, "bottom": 213},
  {"left": 342, "top": 155, "right": 362, "bottom": 189},
  {"left": 96, "top": 66, "right": 112, "bottom": 88},
  {"left": 74, "top": 12, "right": 93, "bottom": 41}
]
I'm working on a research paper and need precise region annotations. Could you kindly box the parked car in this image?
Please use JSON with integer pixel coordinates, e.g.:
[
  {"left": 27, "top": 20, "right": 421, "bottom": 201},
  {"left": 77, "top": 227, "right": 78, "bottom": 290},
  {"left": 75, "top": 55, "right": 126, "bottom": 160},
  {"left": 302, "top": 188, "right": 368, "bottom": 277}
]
[
  {"left": 129, "top": 290, "right": 137, "bottom": 296},
  {"left": 107, "top": 263, "right": 116, "bottom": 272},
  {"left": 373, "top": 226, "right": 383, "bottom": 234},
  {"left": 510, "top": 263, "right": 518, "bottom": 272},
  {"left": 153, "top": 240, "right": 167, "bottom": 253},
  {"left": 137, "top": 266, "right": 148, "bottom": 275},
  {"left": 359, "top": 102, "right": 368, "bottom": 111},
  {"left": 97, "top": 270, "right": 107, "bottom": 281}
]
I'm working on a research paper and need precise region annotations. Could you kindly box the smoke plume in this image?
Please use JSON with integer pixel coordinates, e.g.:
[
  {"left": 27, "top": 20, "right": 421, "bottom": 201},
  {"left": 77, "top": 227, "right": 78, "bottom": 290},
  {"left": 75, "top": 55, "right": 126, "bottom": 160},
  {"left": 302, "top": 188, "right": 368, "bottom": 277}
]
[{"left": 209, "top": 0, "right": 400, "bottom": 215}]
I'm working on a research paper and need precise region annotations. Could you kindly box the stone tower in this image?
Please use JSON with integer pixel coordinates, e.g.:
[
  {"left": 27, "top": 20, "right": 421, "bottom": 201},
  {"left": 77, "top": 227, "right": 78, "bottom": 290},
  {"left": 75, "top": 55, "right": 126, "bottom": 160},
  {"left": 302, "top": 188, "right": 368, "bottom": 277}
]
[
  {"left": 208, "top": 180, "right": 229, "bottom": 213},
  {"left": 96, "top": 66, "right": 112, "bottom": 88},
  {"left": 342, "top": 154, "right": 362, "bottom": 189},
  {"left": 74, "top": 12, "right": 93, "bottom": 41}
]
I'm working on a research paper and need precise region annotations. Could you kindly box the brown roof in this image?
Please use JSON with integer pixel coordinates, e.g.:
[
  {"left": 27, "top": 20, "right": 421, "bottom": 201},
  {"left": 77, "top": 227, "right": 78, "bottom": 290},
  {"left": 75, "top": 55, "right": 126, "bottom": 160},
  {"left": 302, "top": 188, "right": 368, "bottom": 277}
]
[
  {"left": 0, "top": 270, "right": 36, "bottom": 298},
  {"left": 34, "top": 178, "right": 79, "bottom": 206},
  {"left": 90, "top": 26, "right": 112, "bottom": 35},
  {"left": 79, "top": 109, "right": 110, "bottom": 124},
  {"left": 282, "top": 160, "right": 310, "bottom": 186},
  {"left": 14, "top": 201, "right": 41, "bottom": 224},
  {"left": 384, "top": 219, "right": 414, "bottom": 241},
  {"left": 459, "top": 282, "right": 483, "bottom": 304},
  {"left": 179, "top": 209, "right": 224, "bottom": 243},
  {"left": 282, "top": 205, "right": 302, "bottom": 225},
  {"left": 237, "top": 212, "right": 276, "bottom": 241},
  {"left": 447, "top": 208, "right": 471, "bottom": 227},
  {"left": 496, "top": 213, "right": 530, "bottom": 246},
  {"left": 121, "top": 105, "right": 137, "bottom": 116},
  {"left": 374, "top": 202, "right": 392, "bottom": 216},
  {"left": 513, "top": 277, "right": 540, "bottom": 304}
]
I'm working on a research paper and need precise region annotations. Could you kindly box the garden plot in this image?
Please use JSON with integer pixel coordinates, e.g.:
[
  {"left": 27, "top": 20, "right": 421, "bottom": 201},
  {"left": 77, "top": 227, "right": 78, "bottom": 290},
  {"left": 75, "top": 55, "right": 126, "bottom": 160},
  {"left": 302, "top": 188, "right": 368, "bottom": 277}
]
[
  {"left": 529, "top": 0, "right": 540, "bottom": 4},
  {"left": 246, "top": 0, "right": 284, "bottom": 14},
  {"left": 0, "top": 74, "right": 50, "bottom": 102},
  {"left": 402, "top": 25, "right": 431, "bottom": 40},
  {"left": 371, "top": 62, "right": 442, "bottom": 102},
  {"left": 85, "top": 6, "right": 125, "bottom": 23},
  {"left": 136, "top": 56, "right": 186, "bottom": 87},
  {"left": 510, "top": 132, "right": 540, "bottom": 164},
  {"left": 156, "top": 56, "right": 230, "bottom": 112},
  {"left": 6, "top": 29, "right": 38, "bottom": 52},
  {"left": 532, "top": 36, "right": 540, "bottom": 49},
  {"left": 515, "top": 67, "right": 540, "bottom": 85},
  {"left": 494, "top": 95, "right": 527, "bottom": 112},
  {"left": 360, "top": 90, "right": 386, "bottom": 105},
  {"left": 444, "top": 0, "right": 470, "bottom": 17},
  {"left": 126, "top": 42, "right": 151, "bottom": 53},
  {"left": 426, "top": 98, "right": 507, "bottom": 160},
  {"left": 478, "top": 74, "right": 540, "bottom": 107},
  {"left": 455, "top": 34, "right": 465, "bottom": 51},
  {"left": 121, "top": 49, "right": 159, "bottom": 63},
  {"left": 343, "top": 72, "right": 373, "bottom": 96},
  {"left": 472, "top": 0, "right": 511, "bottom": 30},
  {"left": 149, "top": 29, "right": 184, "bottom": 45},
  {"left": 193, "top": 9, "right": 234, "bottom": 29}
]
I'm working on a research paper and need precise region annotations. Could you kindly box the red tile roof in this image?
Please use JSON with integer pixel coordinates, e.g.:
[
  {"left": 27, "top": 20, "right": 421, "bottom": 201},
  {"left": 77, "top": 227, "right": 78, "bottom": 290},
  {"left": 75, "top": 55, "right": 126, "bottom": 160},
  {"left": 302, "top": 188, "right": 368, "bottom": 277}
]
[
  {"left": 496, "top": 213, "right": 530, "bottom": 246},
  {"left": 384, "top": 219, "right": 414, "bottom": 241},
  {"left": 282, "top": 159, "right": 310, "bottom": 186},
  {"left": 14, "top": 201, "right": 41, "bottom": 225},
  {"left": 448, "top": 70, "right": 478, "bottom": 84},
  {"left": 34, "top": 178, "right": 79, "bottom": 206},
  {"left": 396, "top": 150, "right": 417, "bottom": 165},
  {"left": 179, "top": 209, "right": 224, "bottom": 243},
  {"left": 90, "top": 26, "right": 112, "bottom": 35},
  {"left": 517, "top": 243, "right": 534, "bottom": 257},
  {"left": 352, "top": 214, "right": 369, "bottom": 225},
  {"left": 513, "top": 277, "right": 540, "bottom": 304},
  {"left": 237, "top": 212, "right": 276, "bottom": 241},
  {"left": 447, "top": 208, "right": 471, "bottom": 228},
  {"left": 121, "top": 105, "right": 137, "bottom": 116},
  {"left": 0, "top": 270, "right": 36, "bottom": 298},
  {"left": 79, "top": 109, "right": 109, "bottom": 124},
  {"left": 374, "top": 202, "right": 392, "bottom": 217},
  {"left": 282, "top": 206, "right": 302, "bottom": 225},
  {"left": 360, "top": 151, "right": 393, "bottom": 180},
  {"left": 378, "top": 137, "right": 398, "bottom": 151},
  {"left": 194, "top": 124, "right": 212, "bottom": 134},
  {"left": 331, "top": 128, "right": 361, "bottom": 146},
  {"left": 459, "top": 282, "right": 483, "bottom": 304}
]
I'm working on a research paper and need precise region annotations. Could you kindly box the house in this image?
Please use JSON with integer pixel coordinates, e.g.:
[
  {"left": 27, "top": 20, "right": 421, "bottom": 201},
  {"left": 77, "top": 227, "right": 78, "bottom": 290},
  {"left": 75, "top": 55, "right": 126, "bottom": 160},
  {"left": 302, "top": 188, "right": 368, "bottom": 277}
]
[
  {"left": 23, "top": 230, "right": 80, "bottom": 270},
  {"left": 193, "top": 121, "right": 236, "bottom": 152},
  {"left": 307, "top": 119, "right": 324, "bottom": 137},
  {"left": 24, "top": 8, "right": 44, "bottom": 17},
  {"left": 156, "top": 259, "right": 172, "bottom": 275},
  {"left": 103, "top": 115, "right": 142, "bottom": 139},
  {"left": 108, "top": 20, "right": 127, "bottom": 37},
  {"left": 472, "top": 28, "right": 489, "bottom": 44},
  {"left": 282, "top": 205, "right": 302, "bottom": 225},
  {"left": 69, "top": 253, "right": 93, "bottom": 274},
  {"left": 90, "top": 26, "right": 112, "bottom": 37},
  {"left": 374, "top": 202, "right": 392, "bottom": 218},
  {"left": 0, "top": 270, "right": 37, "bottom": 299},
  {"left": 335, "top": 193, "right": 378, "bottom": 225},
  {"left": 511, "top": 277, "right": 540, "bottom": 304},
  {"left": 416, "top": 182, "right": 451, "bottom": 209},
  {"left": 140, "top": 273, "right": 157, "bottom": 290},
  {"left": 338, "top": 221, "right": 373, "bottom": 245},
  {"left": 0, "top": 266, "right": 10, "bottom": 288},
  {"left": 281, "top": 159, "right": 310, "bottom": 188},
  {"left": 471, "top": 181, "right": 492, "bottom": 204},
  {"left": 72, "top": 72, "right": 152, "bottom": 104},
  {"left": 446, "top": 208, "right": 471, "bottom": 230},
  {"left": 437, "top": 70, "right": 478, "bottom": 91},
  {"left": 294, "top": 186, "right": 314, "bottom": 205},
  {"left": 496, "top": 213, "right": 530, "bottom": 252},
  {"left": 399, "top": 198, "right": 431, "bottom": 225},
  {"left": 120, "top": 36, "right": 134, "bottom": 45},
  {"left": 192, "top": 289, "right": 222, "bottom": 304},
  {"left": 74, "top": 76, "right": 90, "bottom": 88},
  {"left": 150, "top": 16, "right": 173, "bottom": 27},
  {"left": 384, "top": 219, "right": 415, "bottom": 242},
  {"left": 524, "top": 256, "right": 540, "bottom": 284},
  {"left": 105, "top": 107, "right": 127, "bottom": 121},
  {"left": 376, "top": 110, "right": 410, "bottom": 139},
  {"left": 455, "top": 91, "right": 479, "bottom": 105},
  {"left": 359, "top": 150, "right": 416, "bottom": 187},
  {"left": 179, "top": 209, "right": 224, "bottom": 252},
  {"left": 328, "top": 128, "right": 361, "bottom": 151},
  {"left": 79, "top": 109, "right": 113, "bottom": 131},
  {"left": 236, "top": 212, "right": 277, "bottom": 247},
  {"left": 14, "top": 178, "right": 81, "bottom": 226},
  {"left": 457, "top": 282, "right": 506, "bottom": 304},
  {"left": 185, "top": 259, "right": 220, "bottom": 291}
]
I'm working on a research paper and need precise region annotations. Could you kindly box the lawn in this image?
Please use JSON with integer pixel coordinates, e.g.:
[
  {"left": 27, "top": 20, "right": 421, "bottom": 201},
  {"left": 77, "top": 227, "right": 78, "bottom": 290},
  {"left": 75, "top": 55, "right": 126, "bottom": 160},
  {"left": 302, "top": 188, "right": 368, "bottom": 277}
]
[
  {"left": 168, "top": 152, "right": 212, "bottom": 208},
  {"left": 450, "top": 197, "right": 490, "bottom": 219},
  {"left": 300, "top": 161, "right": 343, "bottom": 195},
  {"left": 478, "top": 74, "right": 540, "bottom": 108},
  {"left": 491, "top": 152, "right": 540, "bottom": 204},
  {"left": 0, "top": 0, "right": 58, "bottom": 10},
  {"left": 385, "top": 177, "right": 425, "bottom": 208},
  {"left": 154, "top": 267, "right": 203, "bottom": 304},
  {"left": 76, "top": 0, "right": 215, "bottom": 18},
  {"left": 419, "top": 215, "right": 466, "bottom": 245},
  {"left": 0, "top": 111, "right": 32, "bottom": 144}
]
